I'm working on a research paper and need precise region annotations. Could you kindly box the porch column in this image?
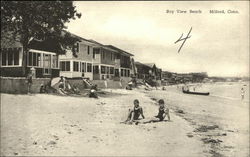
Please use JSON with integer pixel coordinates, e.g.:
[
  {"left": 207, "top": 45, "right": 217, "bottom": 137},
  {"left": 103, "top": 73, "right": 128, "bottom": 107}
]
[
  {"left": 50, "top": 54, "right": 53, "bottom": 68},
  {"left": 41, "top": 53, "right": 43, "bottom": 67},
  {"left": 99, "top": 65, "right": 101, "bottom": 80},
  {"left": 70, "top": 60, "right": 73, "bottom": 72},
  {"left": 19, "top": 48, "right": 23, "bottom": 66}
]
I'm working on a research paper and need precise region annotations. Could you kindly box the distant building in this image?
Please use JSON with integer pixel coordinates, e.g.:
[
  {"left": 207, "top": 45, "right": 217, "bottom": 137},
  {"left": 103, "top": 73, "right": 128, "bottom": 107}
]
[
  {"left": 135, "top": 62, "right": 161, "bottom": 80},
  {"left": 134, "top": 62, "right": 151, "bottom": 80}
]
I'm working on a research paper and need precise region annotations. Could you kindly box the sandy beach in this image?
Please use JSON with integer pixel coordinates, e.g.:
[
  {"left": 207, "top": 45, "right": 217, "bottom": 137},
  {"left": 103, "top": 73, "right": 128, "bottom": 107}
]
[{"left": 0, "top": 82, "right": 249, "bottom": 156}]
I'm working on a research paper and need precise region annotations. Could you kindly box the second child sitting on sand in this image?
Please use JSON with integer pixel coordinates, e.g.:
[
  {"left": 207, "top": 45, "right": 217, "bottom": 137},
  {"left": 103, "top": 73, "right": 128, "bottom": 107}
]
[
  {"left": 143, "top": 99, "right": 170, "bottom": 123},
  {"left": 124, "top": 99, "right": 145, "bottom": 124}
]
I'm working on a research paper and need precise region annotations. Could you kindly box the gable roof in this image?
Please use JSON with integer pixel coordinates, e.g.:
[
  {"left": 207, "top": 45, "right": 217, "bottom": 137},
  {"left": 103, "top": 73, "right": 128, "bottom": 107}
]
[
  {"left": 135, "top": 61, "right": 150, "bottom": 67},
  {"left": 105, "top": 45, "right": 134, "bottom": 56},
  {"left": 64, "top": 31, "right": 119, "bottom": 53},
  {"left": 144, "top": 63, "right": 156, "bottom": 68}
]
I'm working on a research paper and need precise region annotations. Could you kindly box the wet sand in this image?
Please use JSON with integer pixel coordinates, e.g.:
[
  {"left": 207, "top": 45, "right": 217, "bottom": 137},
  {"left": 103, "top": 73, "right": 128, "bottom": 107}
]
[{"left": 0, "top": 83, "right": 249, "bottom": 156}]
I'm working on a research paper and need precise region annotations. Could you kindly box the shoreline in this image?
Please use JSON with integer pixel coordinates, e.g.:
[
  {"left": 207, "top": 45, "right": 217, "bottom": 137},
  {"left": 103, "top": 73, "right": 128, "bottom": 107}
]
[{"left": 145, "top": 84, "right": 249, "bottom": 157}]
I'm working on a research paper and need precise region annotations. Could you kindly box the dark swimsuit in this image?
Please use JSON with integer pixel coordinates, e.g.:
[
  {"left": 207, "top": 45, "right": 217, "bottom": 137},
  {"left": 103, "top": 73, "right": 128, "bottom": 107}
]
[
  {"left": 133, "top": 107, "right": 143, "bottom": 120},
  {"left": 155, "top": 106, "right": 166, "bottom": 121}
]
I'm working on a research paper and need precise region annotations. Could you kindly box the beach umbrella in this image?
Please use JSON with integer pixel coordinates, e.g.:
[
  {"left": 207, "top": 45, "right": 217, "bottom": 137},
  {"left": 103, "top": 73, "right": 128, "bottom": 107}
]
[{"left": 51, "top": 77, "right": 61, "bottom": 86}]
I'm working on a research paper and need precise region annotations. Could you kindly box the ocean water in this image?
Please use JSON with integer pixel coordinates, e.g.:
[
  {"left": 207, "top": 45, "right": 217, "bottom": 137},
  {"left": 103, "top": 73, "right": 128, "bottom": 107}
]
[{"left": 202, "top": 82, "right": 249, "bottom": 102}]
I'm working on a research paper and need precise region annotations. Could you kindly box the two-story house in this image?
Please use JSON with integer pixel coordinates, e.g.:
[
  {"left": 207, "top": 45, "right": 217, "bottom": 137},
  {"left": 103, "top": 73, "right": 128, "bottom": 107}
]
[
  {"left": 59, "top": 37, "right": 99, "bottom": 80},
  {"left": 58, "top": 34, "right": 134, "bottom": 81},
  {"left": 105, "top": 45, "right": 134, "bottom": 80},
  {"left": 91, "top": 43, "right": 119, "bottom": 80}
]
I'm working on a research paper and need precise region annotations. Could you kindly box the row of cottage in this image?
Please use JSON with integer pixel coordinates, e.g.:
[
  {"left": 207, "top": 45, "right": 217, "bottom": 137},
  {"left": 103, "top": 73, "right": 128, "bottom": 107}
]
[{"left": 0, "top": 32, "right": 162, "bottom": 82}]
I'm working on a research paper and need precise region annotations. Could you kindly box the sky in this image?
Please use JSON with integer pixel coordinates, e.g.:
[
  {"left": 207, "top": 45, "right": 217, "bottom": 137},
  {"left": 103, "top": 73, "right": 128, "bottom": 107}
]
[{"left": 66, "top": 1, "right": 249, "bottom": 77}]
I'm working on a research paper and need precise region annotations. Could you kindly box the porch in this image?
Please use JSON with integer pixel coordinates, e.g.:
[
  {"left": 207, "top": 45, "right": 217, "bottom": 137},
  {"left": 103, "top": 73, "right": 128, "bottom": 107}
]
[
  {"left": 93, "top": 64, "right": 131, "bottom": 80},
  {"left": 59, "top": 59, "right": 93, "bottom": 80},
  {"left": 0, "top": 48, "right": 60, "bottom": 78}
]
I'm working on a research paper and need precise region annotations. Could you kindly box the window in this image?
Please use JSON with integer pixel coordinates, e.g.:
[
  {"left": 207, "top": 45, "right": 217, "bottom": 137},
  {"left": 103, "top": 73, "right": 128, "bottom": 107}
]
[
  {"left": 52, "top": 55, "right": 58, "bottom": 68},
  {"left": 128, "top": 70, "right": 130, "bottom": 77},
  {"left": 66, "top": 61, "right": 70, "bottom": 71},
  {"left": 81, "top": 62, "right": 85, "bottom": 72},
  {"left": 37, "top": 54, "right": 41, "bottom": 67},
  {"left": 101, "top": 66, "right": 105, "bottom": 74},
  {"left": 73, "top": 42, "right": 79, "bottom": 53},
  {"left": 110, "top": 67, "right": 114, "bottom": 74},
  {"left": 115, "top": 69, "right": 119, "bottom": 77},
  {"left": 121, "top": 69, "right": 124, "bottom": 77},
  {"left": 32, "top": 53, "right": 37, "bottom": 66},
  {"left": 87, "top": 63, "right": 92, "bottom": 72},
  {"left": 102, "top": 51, "right": 105, "bottom": 59},
  {"left": 1, "top": 51, "right": 7, "bottom": 65},
  {"left": 93, "top": 48, "right": 100, "bottom": 59},
  {"left": 44, "top": 68, "right": 51, "bottom": 75},
  {"left": 87, "top": 46, "right": 90, "bottom": 55},
  {"left": 7, "top": 51, "right": 13, "bottom": 65},
  {"left": 60, "top": 61, "right": 70, "bottom": 71},
  {"left": 94, "top": 65, "right": 99, "bottom": 74},
  {"left": 27, "top": 51, "right": 46, "bottom": 67},
  {"left": 43, "top": 54, "right": 51, "bottom": 68},
  {"left": 73, "top": 61, "right": 79, "bottom": 72},
  {"left": 60, "top": 62, "right": 65, "bottom": 71}
]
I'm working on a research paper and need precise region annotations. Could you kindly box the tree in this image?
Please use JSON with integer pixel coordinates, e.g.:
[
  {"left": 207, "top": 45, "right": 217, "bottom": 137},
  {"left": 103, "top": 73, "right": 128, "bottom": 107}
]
[{"left": 1, "top": 1, "right": 81, "bottom": 76}]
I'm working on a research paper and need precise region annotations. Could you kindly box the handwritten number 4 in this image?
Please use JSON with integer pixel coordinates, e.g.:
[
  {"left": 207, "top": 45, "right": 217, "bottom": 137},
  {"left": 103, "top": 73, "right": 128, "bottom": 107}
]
[{"left": 175, "top": 27, "right": 192, "bottom": 53}]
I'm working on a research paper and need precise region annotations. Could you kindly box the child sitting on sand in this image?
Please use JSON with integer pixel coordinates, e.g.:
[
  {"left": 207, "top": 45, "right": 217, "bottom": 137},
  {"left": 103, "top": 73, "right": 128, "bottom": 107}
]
[
  {"left": 143, "top": 99, "right": 170, "bottom": 123},
  {"left": 124, "top": 99, "right": 145, "bottom": 124}
]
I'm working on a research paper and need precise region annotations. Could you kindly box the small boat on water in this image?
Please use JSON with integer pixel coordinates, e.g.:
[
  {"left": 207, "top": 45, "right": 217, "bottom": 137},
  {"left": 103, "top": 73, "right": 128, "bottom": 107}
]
[{"left": 182, "top": 89, "right": 210, "bottom": 96}]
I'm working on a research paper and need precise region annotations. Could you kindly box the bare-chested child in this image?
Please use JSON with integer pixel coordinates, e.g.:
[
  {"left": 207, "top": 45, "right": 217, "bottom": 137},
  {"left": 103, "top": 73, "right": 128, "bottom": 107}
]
[
  {"left": 143, "top": 99, "right": 170, "bottom": 123},
  {"left": 123, "top": 99, "right": 145, "bottom": 124}
]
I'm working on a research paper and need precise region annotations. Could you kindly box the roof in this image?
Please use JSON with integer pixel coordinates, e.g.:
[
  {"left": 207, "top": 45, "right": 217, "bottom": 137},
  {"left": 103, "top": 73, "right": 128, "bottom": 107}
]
[
  {"left": 64, "top": 31, "right": 119, "bottom": 53},
  {"left": 86, "top": 40, "right": 118, "bottom": 53},
  {"left": 105, "top": 45, "right": 134, "bottom": 56},
  {"left": 144, "top": 63, "right": 156, "bottom": 68},
  {"left": 62, "top": 31, "right": 101, "bottom": 47},
  {"left": 135, "top": 61, "right": 144, "bottom": 65},
  {"left": 1, "top": 32, "right": 61, "bottom": 53},
  {"left": 135, "top": 61, "right": 150, "bottom": 67}
]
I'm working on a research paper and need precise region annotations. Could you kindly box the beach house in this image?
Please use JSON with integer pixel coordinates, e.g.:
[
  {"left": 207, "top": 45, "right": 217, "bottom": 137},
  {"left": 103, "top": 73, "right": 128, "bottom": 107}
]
[
  {"left": 91, "top": 44, "right": 133, "bottom": 80},
  {"left": 105, "top": 45, "right": 134, "bottom": 80},
  {"left": 59, "top": 37, "right": 100, "bottom": 80},
  {"left": 1, "top": 38, "right": 60, "bottom": 78},
  {"left": 134, "top": 62, "right": 151, "bottom": 80}
]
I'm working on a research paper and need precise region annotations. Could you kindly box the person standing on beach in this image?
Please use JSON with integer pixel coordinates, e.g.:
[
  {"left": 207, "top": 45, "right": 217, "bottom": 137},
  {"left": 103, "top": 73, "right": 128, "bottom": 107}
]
[
  {"left": 26, "top": 71, "right": 33, "bottom": 94},
  {"left": 124, "top": 99, "right": 145, "bottom": 124},
  {"left": 241, "top": 87, "right": 245, "bottom": 100}
]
